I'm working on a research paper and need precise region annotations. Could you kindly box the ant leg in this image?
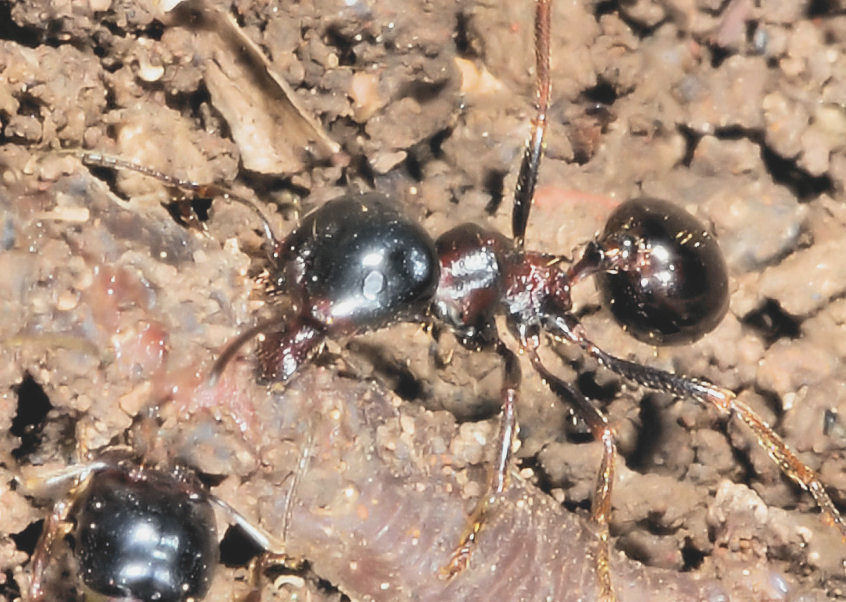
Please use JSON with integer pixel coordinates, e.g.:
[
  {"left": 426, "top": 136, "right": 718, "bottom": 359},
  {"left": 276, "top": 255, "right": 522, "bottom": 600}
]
[
  {"left": 24, "top": 463, "right": 105, "bottom": 601},
  {"left": 64, "top": 150, "right": 282, "bottom": 257},
  {"left": 244, "top": 553, "right": 288, "bottom": 601},
  {"left": 548, "top": 313, "right": 846, "bottom": 538},
  {"left": 522, "top": 332, "right": 616, "bottom": 601},
  {"left": 441, "top": 340, "right": 520, "bottom": 578},
  {"left": 28, "top": 498, "right": 74, "bottom": 601},
  {"left": 512, "top": 0, "right": 551, "bottom": 246},
  {"left": 209, "top": 496, "right": 288, "bottom": 555}
]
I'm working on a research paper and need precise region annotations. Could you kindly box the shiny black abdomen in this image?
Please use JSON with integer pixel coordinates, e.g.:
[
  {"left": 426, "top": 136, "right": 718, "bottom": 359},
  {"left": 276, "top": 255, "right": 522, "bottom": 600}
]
[
  {"left": 74, "top": 468, "right": 218, "bottom": 602},
  {"left": 278, "top": 194, "right": 439, "bottom": 333},
  {"left": 596, "top": 198, "right": 729, "bottom": 345}
]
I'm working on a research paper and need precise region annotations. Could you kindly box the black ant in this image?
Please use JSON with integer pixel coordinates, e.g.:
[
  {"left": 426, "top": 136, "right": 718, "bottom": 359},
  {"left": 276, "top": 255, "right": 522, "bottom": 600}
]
[
  {"left": 19, "top": 413, "right": 293, "bottom": 601},
  {"left": 57, "top": 0, "right": 845, "bottom": 598}
]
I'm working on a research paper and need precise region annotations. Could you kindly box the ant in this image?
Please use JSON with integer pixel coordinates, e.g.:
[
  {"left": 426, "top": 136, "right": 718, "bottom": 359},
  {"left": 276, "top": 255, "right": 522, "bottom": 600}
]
[
  {"left": 18, "top": 407, "right": 295, "bottom": 601},
  {"left": 52, "top": 0, "right": 845, "bottom": 598}
]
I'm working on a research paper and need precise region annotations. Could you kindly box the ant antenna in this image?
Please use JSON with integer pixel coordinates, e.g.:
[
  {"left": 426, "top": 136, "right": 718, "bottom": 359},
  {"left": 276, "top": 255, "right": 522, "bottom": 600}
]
[
  {"left": 511, "top": 0, "right": 552, "bottom": 249},
  {"left": 206, "top": 318, "right": 279, "bottom": 386},
  {"left": 62, "top": 150, "right": 282, "bottom": 253},
  {"left": 512, "top": 0, "right": 551, "bottom": 247},
  {"left": 46, "top": 149, "right": 291, "bottom": 387}
]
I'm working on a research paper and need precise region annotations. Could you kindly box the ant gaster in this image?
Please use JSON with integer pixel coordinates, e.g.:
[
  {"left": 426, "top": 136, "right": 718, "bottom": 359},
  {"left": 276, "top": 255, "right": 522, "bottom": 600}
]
[{"left": 69, "top": 0, "right": 845, "bottom": 598}]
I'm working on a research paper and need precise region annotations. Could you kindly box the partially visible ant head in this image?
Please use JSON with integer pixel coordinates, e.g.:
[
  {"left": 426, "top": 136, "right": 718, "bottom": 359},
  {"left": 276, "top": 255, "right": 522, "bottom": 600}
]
[
  {"left": 72, "top": 458, "right": 219, "bottom": 602},
  {"left": 18, "top": 394, "right": 286, "bottom": 602},
  {"left": 20, "top": 443, "right": 218, "bottom": 602}
]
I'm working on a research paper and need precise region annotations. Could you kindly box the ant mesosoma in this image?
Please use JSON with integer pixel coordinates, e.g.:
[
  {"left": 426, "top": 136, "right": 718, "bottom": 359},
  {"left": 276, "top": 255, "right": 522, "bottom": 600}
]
[
  {"left": 62, "top": 0, "right": 845, "bottom": 598},
  {"left": 20, "top": 423, "right": 289, "bottom": 601}
]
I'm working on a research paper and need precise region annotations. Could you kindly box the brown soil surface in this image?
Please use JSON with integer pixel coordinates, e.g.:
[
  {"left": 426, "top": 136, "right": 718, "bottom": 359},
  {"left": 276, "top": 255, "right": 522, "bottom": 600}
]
[{"left": 1, "top": 0, "right": 845, "bottom": 600}]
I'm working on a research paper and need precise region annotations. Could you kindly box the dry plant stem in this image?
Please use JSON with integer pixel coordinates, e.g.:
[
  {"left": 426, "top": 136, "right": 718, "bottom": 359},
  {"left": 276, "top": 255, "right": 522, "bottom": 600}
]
[
  {"left": 523, "top": 333, "right": 617, "bottom": 602},
  {"left": 555, "top": 315, "right": 846, "bottom": 540},
  {"left": 282, "top": 430, "right": 313, "bottom": 544},
  {"left": 185, "top": 0, "right": 341, "bottom": 159}
]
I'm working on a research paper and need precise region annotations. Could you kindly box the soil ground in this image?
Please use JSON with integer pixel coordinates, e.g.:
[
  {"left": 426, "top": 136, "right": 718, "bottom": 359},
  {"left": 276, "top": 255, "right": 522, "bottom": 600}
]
[{"left": 1, "top": 0, "right": 846, "bottom": 600}]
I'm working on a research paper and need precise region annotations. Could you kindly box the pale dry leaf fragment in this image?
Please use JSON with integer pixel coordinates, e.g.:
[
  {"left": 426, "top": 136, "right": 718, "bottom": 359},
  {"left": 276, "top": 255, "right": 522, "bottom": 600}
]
[{"left": 181, "top": 0, "right": 339, "bottom": 175}]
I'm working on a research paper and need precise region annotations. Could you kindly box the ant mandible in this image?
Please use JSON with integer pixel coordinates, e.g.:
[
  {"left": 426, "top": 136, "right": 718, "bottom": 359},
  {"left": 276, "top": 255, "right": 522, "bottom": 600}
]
[{"left": 69, "top": 0, "right": 845, "bottom": 598}]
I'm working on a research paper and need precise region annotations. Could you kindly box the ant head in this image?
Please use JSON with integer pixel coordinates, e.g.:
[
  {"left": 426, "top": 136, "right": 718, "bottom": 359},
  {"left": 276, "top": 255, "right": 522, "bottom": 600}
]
[{"left": 73, "top": 463, "right": 218, "bottom": 601}]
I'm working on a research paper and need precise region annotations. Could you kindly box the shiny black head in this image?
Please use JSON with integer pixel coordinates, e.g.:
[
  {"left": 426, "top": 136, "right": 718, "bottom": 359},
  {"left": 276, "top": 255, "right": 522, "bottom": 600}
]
[
  {"left": 595, "top": 197, "right": 729, "bottom": 345},
  {"left": 74, "top": 467, "right": 218, "bottom": 602},
  {"left": 278, "top": 193, "right": 439, "bottom": 333}
]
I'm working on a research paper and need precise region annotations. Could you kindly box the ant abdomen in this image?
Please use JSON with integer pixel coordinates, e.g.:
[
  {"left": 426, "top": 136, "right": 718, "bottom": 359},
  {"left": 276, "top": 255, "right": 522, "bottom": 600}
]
[
  {"left": 594, "top": 197, "right": 730, "bottom": 345},
  {"left": 73, "top": 467, "right": 218, "bottom": 602},
  {"left": 276, "top": 194, "right": 440, "bottom": 334}
]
